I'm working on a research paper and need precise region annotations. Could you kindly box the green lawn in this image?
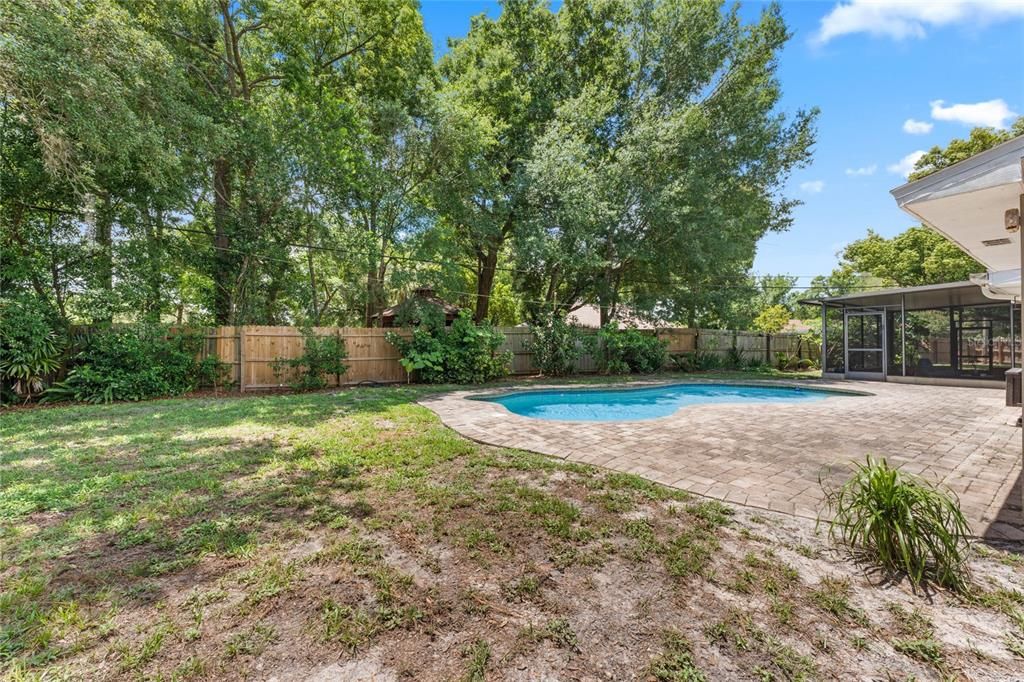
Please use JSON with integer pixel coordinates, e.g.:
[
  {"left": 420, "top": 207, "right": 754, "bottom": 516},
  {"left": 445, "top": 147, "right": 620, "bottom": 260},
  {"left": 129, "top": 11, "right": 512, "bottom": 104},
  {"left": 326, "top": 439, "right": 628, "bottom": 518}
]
[{"left": 2, "top": 375, "right": 1023, "bottom": 680}]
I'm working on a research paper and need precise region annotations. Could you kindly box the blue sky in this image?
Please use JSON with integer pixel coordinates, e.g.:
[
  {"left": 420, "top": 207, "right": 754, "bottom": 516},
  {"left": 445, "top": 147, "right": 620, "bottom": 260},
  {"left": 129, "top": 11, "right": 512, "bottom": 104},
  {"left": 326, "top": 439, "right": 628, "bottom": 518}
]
[{"left": 420, "top": 1, "right": 1024, "bottom": 285}]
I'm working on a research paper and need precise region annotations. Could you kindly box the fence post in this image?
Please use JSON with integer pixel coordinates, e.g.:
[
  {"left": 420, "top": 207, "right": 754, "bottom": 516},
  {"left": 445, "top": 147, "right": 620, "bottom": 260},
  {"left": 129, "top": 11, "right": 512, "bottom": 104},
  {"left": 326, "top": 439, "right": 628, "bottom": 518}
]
[
  {"left": 239, "top": 326, "right": 247, "bottom": 392},
  {"left": 336, "top": 328, "right": 343, "bottom": 387},
  {"left": 766, "top": 333, "right": 771, "bottom": 365}
]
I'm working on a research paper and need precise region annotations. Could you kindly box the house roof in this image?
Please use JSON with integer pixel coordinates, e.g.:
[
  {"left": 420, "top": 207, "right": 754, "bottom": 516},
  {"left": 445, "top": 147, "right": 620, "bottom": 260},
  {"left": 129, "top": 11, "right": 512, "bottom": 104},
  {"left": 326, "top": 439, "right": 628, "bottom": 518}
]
[
  {"left": 891, "top": 134, "right": 1024, "bottom": 273},
  {"left": 374, "top": 287, "right": 460, "bottom": 319},
  {"left": 800, "top": 280, "right": 997, "bottom": 310},
  {"left": 568, "top": 304, "right": 659, "bottom": 329}
]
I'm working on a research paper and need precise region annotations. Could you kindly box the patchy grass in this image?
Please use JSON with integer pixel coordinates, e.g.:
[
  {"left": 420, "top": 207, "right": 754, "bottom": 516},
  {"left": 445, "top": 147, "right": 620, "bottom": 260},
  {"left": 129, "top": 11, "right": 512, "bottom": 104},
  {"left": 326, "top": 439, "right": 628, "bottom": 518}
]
[
  {"left": 649, "top": 630, "right": 707, "bottom": 681},
  {"left": 1, "top": 382, "right": 1021, "bottom": 679}
]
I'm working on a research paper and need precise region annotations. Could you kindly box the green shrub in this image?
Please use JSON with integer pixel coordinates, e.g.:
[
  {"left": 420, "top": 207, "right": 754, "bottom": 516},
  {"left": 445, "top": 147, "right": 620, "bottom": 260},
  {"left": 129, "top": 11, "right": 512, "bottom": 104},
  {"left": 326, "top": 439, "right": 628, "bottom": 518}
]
[
  {"left": 528, "top": 313, "right": 583, "bottom": 376},
  {"left": 724, "top": 346, "right": 745, "bottom": 370},
  {"left": 775, "top": 352, "right": 818, "bottom": 371},
  {"left": 593, "top": 323, "right": 667, "bottom": 374},
  {"left": 42, "top": 324, "right": 212, "bottom": 404},
  {"left": 819, "top": 456, "right": 971, "bottom": 591},
  {"left": 670, "top": 350, "right": 720, "bottom": 372},
  {"left": 388, "top": 312, "right": 511, "bottom": 384},
  {"left": 272, "top": 327, "right": 348, "bottom": 391},
  {"left": 0, "top": 298, "right": 65, "bottom": 402},
  {"left": 389, "top": 328, "right": 445, "bottom": 382}
]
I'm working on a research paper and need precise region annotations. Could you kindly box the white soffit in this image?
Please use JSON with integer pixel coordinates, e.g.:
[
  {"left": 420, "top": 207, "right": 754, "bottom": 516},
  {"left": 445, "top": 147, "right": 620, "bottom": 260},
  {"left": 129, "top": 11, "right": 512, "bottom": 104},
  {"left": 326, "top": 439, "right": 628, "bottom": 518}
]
[{"left": 891, "top": 135, "right": 1024, "bottom": 272}]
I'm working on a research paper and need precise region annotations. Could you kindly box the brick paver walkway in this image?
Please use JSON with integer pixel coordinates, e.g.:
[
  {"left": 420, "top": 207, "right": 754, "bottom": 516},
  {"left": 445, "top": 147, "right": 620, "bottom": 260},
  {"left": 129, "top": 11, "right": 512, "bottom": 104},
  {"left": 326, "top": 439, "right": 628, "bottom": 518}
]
[{"left": 421, "top": 379, "right": 1023, "bottom": 541}]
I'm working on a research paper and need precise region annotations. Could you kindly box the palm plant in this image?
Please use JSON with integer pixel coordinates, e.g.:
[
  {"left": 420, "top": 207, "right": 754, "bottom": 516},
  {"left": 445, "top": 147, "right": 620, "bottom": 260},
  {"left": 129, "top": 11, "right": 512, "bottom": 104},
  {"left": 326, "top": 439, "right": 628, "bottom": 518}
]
[{"left": 820, "top": 456, "right": 971, "bottom": 591}]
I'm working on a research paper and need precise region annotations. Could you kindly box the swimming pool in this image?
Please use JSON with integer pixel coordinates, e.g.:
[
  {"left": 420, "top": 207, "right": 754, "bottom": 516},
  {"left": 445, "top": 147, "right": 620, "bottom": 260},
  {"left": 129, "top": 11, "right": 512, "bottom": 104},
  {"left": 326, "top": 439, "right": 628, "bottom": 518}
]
[{"left": 482, "top": 383, "right": 841, "bottom": 422}]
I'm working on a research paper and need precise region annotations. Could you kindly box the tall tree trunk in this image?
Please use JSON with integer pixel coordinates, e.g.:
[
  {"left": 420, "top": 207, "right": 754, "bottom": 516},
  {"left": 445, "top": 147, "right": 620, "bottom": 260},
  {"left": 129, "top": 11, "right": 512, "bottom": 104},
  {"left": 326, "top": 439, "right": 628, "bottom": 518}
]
[
  {"left": 94, "top": 193, "right": 115, "bottom": 324},
  {"left": 143, "top": 207, "right": 164, "bottom": 322},
  {"left": 474, "top": 246, "right": 499, "bottom": 322},
  {"left": 364, "top": 270, "right": 380, "bottom": 327},
  {"left": 598, "top": 264, "right": 615, "bottom": 328},
  {"left": 212, "top": 157, "right": 233, "bottom": 324},
  {"left": 364, "top": 255, "right": 389, "bottom": 327},
  {"left": 307, "top": 248, "right": 321, "bottom": 325}
]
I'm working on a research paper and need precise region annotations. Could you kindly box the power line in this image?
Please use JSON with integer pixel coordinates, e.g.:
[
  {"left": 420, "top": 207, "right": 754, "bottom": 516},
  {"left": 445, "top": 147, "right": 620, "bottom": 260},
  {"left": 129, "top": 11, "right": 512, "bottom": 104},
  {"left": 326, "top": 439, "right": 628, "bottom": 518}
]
[{"left": 161, "top": 223, "right": 896, "bottom": 295}]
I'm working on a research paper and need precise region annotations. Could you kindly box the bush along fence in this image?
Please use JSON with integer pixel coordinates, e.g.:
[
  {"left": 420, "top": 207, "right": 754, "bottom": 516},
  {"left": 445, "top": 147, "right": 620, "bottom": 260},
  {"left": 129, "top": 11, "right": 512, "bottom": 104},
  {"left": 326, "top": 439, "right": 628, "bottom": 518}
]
[
  {"left": 190, "top": 324, "right": 818, "bottom": 390},
  {"left": 5, "top": 322, "right": 819, "bottom": 403}
]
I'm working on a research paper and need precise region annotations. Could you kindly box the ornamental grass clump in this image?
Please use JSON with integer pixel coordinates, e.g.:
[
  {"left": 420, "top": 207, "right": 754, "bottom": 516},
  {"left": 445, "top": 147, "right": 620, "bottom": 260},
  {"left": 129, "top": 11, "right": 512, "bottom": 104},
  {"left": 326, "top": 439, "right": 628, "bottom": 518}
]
[{"left": 820, "top": 456, "right": 971, "bottom": 592}]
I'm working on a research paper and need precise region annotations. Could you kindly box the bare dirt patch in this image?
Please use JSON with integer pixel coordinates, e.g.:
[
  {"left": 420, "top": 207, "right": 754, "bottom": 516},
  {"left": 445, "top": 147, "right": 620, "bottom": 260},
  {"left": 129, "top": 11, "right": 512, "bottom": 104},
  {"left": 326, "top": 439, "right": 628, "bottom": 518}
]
[{"left": 26, "top": 447, "right": 1022, "bottom": 681}]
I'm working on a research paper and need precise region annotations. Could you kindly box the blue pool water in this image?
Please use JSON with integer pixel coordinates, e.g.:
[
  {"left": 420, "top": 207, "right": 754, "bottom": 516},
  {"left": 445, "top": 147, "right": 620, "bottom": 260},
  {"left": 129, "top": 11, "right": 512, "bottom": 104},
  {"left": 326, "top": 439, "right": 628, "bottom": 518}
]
[{"left": 484, "top": 383, "right": 835, "bottom": 422}]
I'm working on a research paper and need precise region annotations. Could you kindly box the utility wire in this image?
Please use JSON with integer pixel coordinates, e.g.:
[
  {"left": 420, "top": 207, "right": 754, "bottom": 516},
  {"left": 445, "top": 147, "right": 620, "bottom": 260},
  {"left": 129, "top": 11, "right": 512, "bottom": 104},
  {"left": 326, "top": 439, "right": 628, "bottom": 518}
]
[{"left": 161, "top": 223, "right": 900, "bottom": 295}]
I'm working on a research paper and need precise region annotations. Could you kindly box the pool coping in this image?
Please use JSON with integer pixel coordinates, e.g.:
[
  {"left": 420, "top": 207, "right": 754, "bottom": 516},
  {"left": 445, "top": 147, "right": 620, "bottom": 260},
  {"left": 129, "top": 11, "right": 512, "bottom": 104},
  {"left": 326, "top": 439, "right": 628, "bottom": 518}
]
[
  {"left": 465, "top": 379, "right": 872, "bottom": 424},
  {"left": 467, "top": 378, "right": 874, "bottom": 403},
  {"left": 418, "top": 378, "right": 1022, "bottom": 540}
]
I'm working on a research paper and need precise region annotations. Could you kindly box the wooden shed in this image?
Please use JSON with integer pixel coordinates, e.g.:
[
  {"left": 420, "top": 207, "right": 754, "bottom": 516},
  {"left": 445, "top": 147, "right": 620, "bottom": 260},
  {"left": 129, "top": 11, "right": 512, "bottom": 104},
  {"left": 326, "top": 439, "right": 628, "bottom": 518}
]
[{"left": 373, "top": 287, "right": 461, "bottom": 328}]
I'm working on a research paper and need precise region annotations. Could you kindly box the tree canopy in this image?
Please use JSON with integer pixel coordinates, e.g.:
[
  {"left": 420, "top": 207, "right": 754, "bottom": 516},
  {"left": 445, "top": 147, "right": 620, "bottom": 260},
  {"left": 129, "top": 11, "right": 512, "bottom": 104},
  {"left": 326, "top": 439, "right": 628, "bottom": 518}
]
[
  {"left": 910, "top": 116, "right": 1024, "bottom": 181},
  {"left": 2, "top": 0, "right": 818, "bottom": 330},
  {"left": 839, "top": 226, "right": 981, "bottom": 287}
]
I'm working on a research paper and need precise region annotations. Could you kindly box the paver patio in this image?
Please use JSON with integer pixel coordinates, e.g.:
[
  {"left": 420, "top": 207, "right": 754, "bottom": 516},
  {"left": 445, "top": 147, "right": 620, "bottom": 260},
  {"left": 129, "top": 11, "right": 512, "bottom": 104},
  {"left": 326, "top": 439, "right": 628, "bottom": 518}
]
[{"left": 421, "top": 379, "right": 1024, "bottom": 541}]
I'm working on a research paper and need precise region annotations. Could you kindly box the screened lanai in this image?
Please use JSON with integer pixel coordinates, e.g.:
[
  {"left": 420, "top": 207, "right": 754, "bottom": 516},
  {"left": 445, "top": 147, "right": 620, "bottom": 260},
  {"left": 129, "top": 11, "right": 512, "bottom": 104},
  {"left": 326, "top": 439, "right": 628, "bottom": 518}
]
[{"left": 807, "top": 281, "right": 1021, "bottom": 384}]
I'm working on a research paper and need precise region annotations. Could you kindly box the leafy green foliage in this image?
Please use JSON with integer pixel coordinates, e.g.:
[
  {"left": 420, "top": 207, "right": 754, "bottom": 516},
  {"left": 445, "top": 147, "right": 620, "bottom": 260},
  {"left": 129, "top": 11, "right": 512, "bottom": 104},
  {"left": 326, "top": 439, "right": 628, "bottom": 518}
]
[
  {"left": 521, "top": 2, "right": 817, "bottom": 328},
  {"left": 752, "top": 305, "right": 790, "bottom": 334},
  {"left": 775, "top": 353, "right": 814, "bottom": 371},
  {"left": 820, "top": 457, "right": 971, "bottom": 591},
  {"left": 388, "top": 312, "right": 511, "bottom": 384},
  {"left": 670, "top": 350, "right": 721, "bottom": 372},
  {"left": 42, "top": 325, "right": 215, "bottom": 403},
  {"left": 723, "top": 347, "right": 746, "bottom": 371},
  {"left": 910, "top": 117, "right": 1024, "bottom": 181},
  {"left": 389, "top": 328, "right": 445, "bottom": 380},
  {"left": 4, "top": 0, "right": 818, "bottom": 335},
  {"left": 0, "top": 297, "right": 65, "bottom": 401},
  {"left": 839, "top": 226, "right": 982, "bottom": 288},
  {"left": 272, "top": 328, "right": 349, "bottom": 391},
  {"left": 592, "top": 324, "right": 667, "bottom": 375},
  {"left": 527, "top": 313, "right": 585, "bottom": 377}
]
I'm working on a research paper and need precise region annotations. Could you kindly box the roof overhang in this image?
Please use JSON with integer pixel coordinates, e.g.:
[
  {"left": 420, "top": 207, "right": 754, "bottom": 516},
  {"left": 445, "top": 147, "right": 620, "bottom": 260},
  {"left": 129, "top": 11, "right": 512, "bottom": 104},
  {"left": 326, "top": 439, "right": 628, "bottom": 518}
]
[
  {"left": 801, "top": 280, "right": 1000, "bottom": 310},
  {"left": 891, "top": 135, "right": 1024, "bottom": 297}
]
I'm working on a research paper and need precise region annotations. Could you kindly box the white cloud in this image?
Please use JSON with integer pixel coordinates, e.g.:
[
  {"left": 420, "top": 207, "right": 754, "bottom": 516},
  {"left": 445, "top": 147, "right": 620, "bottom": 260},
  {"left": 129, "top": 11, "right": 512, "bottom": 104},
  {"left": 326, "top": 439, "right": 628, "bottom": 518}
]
[
  {"left": 887, "top": 150, "right": 926, "bottom": 178},
  {"left": 930, "top": 98, "right": 1017, "bottom": 128},
  {"left": 902, "top": 118, "right": 933, "bottom": 134},
  {"left": 845, "top": 164, "right": 877, "bottom": 176},
  {"left": 800, "top": 180, "right": 826, "bottom": 194},
  {"left": 814, "top": 0, "right": 1024, "bottom": 45}
]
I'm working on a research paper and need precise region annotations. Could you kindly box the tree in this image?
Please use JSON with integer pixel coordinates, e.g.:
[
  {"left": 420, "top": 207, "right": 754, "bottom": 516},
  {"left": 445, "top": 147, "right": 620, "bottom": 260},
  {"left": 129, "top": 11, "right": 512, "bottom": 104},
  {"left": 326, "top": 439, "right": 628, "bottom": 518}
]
[
  {"left": 2, "top": 0, "right": 824, "bottom": 335},
  {"left": 437, "top": 0, "right": 561, "bottom": 322},
  {"left": 724, "top": 275, "right": 798, "bottom": 330},
  {"left": 840, "top": 226, "right": 981, "bottom": 287},
  {"left": 283, "top": 0, "right": 437, "bottom": 326},
  {"left": 522, "top": 0, "right": 817, "bottom": 327},
  {"left": 138, "top": 0, "right": 408, "bottom": 324},
  {"left": 1, "top": 0, "right": 200, "bottom": 324},
  {"left": 753, "top": 304, "right": 790, "bottom": 334},
  {"left": 910, "top": 116, "right": 1024, "bottom": 181}
]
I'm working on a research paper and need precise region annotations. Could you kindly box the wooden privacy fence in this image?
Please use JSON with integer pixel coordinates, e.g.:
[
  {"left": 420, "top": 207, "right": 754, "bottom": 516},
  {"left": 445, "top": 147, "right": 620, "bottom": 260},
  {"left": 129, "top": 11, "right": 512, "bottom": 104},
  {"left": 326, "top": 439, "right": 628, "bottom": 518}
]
[
  {"left": 198, "top": 325, "right": 819, "bottom": 389},
  {"left": 199, "top": 326, "right": 410, "bottom": 390},
  {"left": 192, "top": 325, "right": 816, "bottom": 390}
]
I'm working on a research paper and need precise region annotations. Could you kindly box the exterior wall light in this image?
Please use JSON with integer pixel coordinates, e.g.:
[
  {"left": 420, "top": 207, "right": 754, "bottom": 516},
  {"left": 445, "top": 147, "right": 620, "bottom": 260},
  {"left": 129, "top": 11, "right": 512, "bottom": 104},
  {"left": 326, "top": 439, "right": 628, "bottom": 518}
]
[{"left": 1007, "top": 207, "right": 1021, "bottom": 233}]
